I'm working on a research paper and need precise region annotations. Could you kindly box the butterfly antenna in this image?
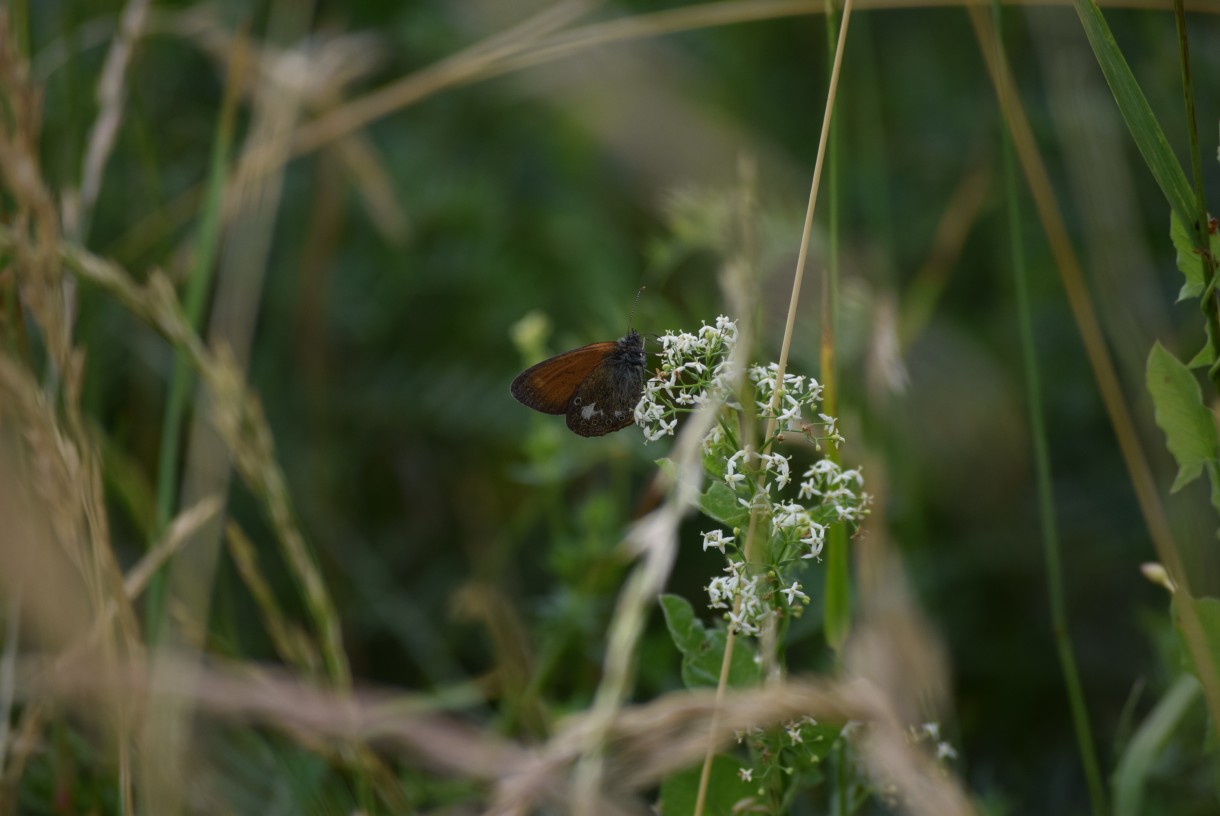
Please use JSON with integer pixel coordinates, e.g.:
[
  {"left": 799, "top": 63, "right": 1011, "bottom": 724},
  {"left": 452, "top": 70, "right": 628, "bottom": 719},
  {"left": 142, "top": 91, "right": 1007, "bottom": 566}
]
[{"left": 628, "top": 286, "right": 645, "bottom": 330}]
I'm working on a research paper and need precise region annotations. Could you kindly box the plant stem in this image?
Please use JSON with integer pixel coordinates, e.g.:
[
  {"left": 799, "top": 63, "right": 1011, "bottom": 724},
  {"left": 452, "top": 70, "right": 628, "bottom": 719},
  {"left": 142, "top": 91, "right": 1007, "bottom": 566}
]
[
  {"left": 1172, "top": 0, "right": 1220, "bottom": 384},
  {"left": 988, "top": 6, "right": 1106, "bottom": 811}
]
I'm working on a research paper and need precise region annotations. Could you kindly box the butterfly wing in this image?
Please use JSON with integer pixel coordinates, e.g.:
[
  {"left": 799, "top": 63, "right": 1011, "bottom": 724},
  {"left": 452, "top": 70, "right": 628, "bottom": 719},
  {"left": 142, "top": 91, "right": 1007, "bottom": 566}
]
[
  {"left": 510, "top": 341, "right": 619, "bottom": 415},
  {"left": 565, "top": 333, "right": 646, "bottom": 437}
]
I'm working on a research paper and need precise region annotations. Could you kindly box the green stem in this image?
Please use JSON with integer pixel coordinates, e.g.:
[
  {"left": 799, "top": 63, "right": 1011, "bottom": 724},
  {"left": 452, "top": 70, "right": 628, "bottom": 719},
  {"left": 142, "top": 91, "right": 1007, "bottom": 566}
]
[
  {"left": 1173, "top": 0, "right": 1220, "bottom": 385},
  {"left": 147, "top": 36, "right": 244, "bottom": 639},
  {"left": 821, "top": 0, "right": 850, "bottom": 656},
  {"left": 991, "top": 5, "right": 1106, "bottom": 814}
]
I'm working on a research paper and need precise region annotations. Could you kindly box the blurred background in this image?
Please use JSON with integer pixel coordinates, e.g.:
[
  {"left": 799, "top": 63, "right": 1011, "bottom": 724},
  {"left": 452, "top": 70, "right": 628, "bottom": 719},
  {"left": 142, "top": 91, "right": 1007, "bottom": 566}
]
[{"left": 8, "top": 0, "right": 1220, "bottom": 812}]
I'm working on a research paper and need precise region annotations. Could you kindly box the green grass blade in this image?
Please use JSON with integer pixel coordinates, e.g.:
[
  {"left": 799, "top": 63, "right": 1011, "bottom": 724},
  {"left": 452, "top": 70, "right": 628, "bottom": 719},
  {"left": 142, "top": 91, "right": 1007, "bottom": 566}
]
[
  {"left": 991, "top": 4, "right": 1107, "bottom": 812},
  {"left": 1070, "top": 0, "right": 1197, "bottom": 234},
  {"left": 821, "top": 0, "right": 851, "bottom": 654},
  {"left": 147, "top": 35, "right": 245, "bottom": 637},
  {"left": 1113, "top": 674, "right": 1201, "bottom": 816}
]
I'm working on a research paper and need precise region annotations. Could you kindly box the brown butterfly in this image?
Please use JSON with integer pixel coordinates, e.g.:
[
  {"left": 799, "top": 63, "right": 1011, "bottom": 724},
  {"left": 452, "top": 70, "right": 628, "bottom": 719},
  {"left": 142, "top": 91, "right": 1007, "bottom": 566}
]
[{"left": 510, "top": 330, "right": 646, "bottom": 437}]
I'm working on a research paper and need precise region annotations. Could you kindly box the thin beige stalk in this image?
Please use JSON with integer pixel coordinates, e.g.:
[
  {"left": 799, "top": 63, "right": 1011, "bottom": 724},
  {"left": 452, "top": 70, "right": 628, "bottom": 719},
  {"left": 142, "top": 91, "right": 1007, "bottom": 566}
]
[
  {"left": 226, "top": 521, "right": 322, "bottom": 674},
  {"left": 0, "top": 221, "right": 355, "bottom": 798},
  {"left": 769, "top": 0, "right": 852, "bottom": 437},
  {"left": 70, "top": 0, "right": 150, "bottom": 241},
  {"left": 265, "top": 0, "right": 1218, "bottom": 172},
  {"left": 11, "top": 647, "right": 970, "bottom": 813},
  {"left": 123, "top": 497, "right": 224, "bottom": 599},
  {"left": 693, "top": 4, "right": 852, "bottom": 814},
  {"left": 254, "top": 0, "right": 597, "bottom": 179},
  {"left": 570, "top": 359, "right": 739, "bottom": 815},
  {"left": 98, "top": 0, "right": 1216, "bottom": 261}
]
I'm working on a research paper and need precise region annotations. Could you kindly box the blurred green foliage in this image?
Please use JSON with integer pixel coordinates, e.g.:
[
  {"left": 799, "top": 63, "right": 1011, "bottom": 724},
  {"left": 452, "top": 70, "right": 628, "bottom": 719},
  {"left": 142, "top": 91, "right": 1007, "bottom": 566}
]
[{"left": 9, "top": 0, "right": 1220, "bottom": 813}]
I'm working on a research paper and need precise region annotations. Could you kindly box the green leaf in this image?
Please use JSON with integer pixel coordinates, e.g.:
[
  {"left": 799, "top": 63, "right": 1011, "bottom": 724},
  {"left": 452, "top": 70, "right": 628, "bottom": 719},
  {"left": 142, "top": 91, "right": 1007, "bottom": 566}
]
[
  {"left": 1187, "top": 337, "right": 1215, "bottom": 370},
  {"left": 1113, "top": 674, "right": 1201, "bottom": 816},
  {"left": 699, "top": 481, "right": 748, "bottom": 528},
  {"left": 660, "top": 593, "right": 706, "bottom": 655},
  {"left": 655, "top": 459, "right": 747, "bottom": 528},
  {"left": 658, "top": 755, "right": 757, "bottom": 816},
  {"left": 1171, "top": 211, "right": 1206, "bottom": 301},
  {"left": 1146, "top": 342, "right": 1219, "bottom": 492},
  {"left": 1209, "top": 461, "right": 1220, "bottom": 522},
  {"left": 823, "top": 522, "right": 851, "bottom": 650},
  {"left": 660, "top": 594, "right": 761, "bottom": 690},
  {"left": 1071, "top": 0, "right": 1196, "bottom": 231}
]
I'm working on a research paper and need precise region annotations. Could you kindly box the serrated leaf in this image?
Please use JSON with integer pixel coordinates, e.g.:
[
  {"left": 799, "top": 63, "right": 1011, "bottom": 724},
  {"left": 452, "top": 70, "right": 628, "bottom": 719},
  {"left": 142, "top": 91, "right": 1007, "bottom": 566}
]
[
  {"left": 1146, "top": 342, "right": 1218, "bottom": 492},
  {"left": 659, "top": 755, "right": 756, "bottom": 816}
]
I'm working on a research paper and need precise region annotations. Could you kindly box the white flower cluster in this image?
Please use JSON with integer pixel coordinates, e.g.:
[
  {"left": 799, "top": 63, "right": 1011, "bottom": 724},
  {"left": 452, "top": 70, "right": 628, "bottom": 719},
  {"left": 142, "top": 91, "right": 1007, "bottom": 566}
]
[
  {"left": 771, "top": 500, "right": 827, "bottom": 561},
  {"left": 638, "top": 316, "right": 869, "bottom": 638},
  {"left": 748, "top": 363, "right": 825, "bottom": 431},
  {"left": 706, "top": 561, "right": 771, "bottom": 636},
  {"left": 797, "top": 460, "right": 869, "bottom": 524},
  {"left": 915, "top": 721, "right": 958, "bottom": 762},
  {"left": 635, "top": 315, "right": 739, "bottom": 442}
]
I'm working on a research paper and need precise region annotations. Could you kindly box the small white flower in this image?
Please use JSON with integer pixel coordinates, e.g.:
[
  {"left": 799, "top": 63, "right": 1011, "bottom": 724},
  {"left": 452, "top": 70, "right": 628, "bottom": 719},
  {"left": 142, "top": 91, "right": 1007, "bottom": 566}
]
[
  {"left": 937, "top": 741, "right": 958, "bottom": 761},
  {"left": 702, "top": 529, "right": 734, "bottom": 553},
  {"left": 739, "top": 491, "right": 770, "bottom": 514},
  {"left": 781, "top": 581, "right": 808, "bottom": 605},
  {"left": 838, "top": 467, "right": 864, "bottom": 487},
  {"left": 819, "top": 413, "right": 844, "bottom": 446},
  {"left": 801, "top": 523, "right": 826, "bottom": 559},
  {"left": 786, "top": 721, "right": 804, "bottom": 744},
  {"left": 727, "top": 609, "right": 746, "bottom": 631},
  {"left": 778, "top": 394, "right": 803, "bottom": 425},
  {"left": 738, "top": 767, "right": 753, "bottom": 782},
  {"left": 760, "top": 452, "right": 791, "bottom": 490},
  {"left": 725, "top": 449, "right": 749, "bottom": 488}
]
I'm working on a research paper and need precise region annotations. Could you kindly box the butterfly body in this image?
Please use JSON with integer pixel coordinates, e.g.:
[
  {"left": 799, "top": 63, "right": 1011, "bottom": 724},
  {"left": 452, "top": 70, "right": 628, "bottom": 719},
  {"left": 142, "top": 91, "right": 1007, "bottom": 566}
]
[{"left": 510, "top": 330, "right": 646, "bottom": 437}]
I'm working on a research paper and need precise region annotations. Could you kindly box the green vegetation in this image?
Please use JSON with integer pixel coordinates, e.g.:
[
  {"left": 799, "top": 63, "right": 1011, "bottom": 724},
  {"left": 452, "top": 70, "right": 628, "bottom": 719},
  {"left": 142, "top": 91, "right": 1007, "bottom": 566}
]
[{"left": 0, "top": 1, "right": 1218, "bottom": 813}]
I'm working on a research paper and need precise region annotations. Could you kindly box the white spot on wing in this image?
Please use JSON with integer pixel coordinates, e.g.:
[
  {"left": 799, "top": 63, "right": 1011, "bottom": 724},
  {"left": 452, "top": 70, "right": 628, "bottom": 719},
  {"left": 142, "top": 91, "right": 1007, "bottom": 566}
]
[{"left": 581, "top": 403, "right": 602, "bottom": 420}]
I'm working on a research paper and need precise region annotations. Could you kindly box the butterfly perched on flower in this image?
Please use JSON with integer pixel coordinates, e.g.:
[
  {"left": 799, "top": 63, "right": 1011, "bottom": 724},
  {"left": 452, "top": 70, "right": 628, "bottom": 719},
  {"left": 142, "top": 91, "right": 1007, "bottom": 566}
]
[{"left": 510, "top": 330, "right": 646, "bottom": 437}]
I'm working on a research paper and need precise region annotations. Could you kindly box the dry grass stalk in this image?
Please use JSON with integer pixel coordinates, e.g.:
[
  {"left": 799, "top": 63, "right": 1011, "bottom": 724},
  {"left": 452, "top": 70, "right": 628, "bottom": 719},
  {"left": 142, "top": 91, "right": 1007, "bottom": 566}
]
[
  {"left": 11, "top": 645, "right": 972, "bottom": 814},
  {"left": 0, "top": 15, "right": 145, "bottom": 809},
  {"left": 225, "top": 521, "right": 322, "bottom": 675},
  {"left": 0, "top": 11, "right": 67, "bottom": 375},
  {"left": 0, "top": 223, "right": 347, "bottom": 694},
  {"left": 70, "top": 0, "right": 151, "bottom": 241}
]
